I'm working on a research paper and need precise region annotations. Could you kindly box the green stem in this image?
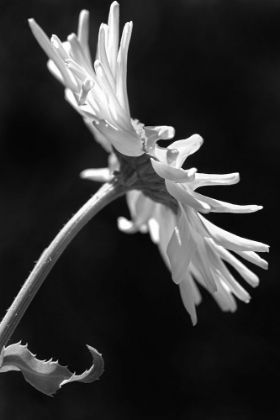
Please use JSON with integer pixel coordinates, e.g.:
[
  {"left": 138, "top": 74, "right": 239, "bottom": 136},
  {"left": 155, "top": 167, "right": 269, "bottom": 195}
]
[{"left": 0, "top": 180, "right": 126, "bottom": 351}]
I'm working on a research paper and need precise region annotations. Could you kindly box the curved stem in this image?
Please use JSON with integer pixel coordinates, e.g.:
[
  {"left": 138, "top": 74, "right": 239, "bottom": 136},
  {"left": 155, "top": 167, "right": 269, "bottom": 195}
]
[{"left": 0, "top": 180, "right": 126, "bottom": 350}]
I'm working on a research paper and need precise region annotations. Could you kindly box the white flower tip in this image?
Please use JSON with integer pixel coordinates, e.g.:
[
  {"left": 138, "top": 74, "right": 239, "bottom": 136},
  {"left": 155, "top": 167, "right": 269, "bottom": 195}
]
[
  {"left": 191, "top": 315, "right": 197, "bottom": 326},
  {"left": 117, "top": 217, "right": 136, "bottom": 233},
  {"left": 192, "top": 133, "right": 204, "bottom": 146},
  {"left": 67, "top": 33, "right": 76, "bottom": 43},
  {"left": 50, "top": 35, "right": 59, "bottom": 48},
  {"left": 28, "top": 18, "right": 35, "bottom": 26},
  {"left": 80, "top": 9, "right": 90, "bottom": 18}
]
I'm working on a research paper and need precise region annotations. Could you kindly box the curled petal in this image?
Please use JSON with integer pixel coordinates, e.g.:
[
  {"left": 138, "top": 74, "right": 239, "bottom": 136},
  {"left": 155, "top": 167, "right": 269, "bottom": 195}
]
[
  {"left": 168, "top": 134, "right": 203, "bottom": 168},
  {"left": 145, "top": 125, "right": 175, "bottom": 154},
  {"left": 151, "top": 158, "right": 196, "bottom": 183}
]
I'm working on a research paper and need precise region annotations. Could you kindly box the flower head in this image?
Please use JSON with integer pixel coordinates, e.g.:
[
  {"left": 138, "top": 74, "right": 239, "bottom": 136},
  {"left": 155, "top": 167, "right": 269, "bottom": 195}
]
[{"left": 29, "top": 2, "right": 269, "bottom": 325}]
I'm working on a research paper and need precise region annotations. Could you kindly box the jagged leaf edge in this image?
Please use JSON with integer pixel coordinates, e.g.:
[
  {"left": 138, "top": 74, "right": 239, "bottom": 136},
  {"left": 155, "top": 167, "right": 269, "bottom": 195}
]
[{"left": 0, "top": 342, "right": 104, "bottom": 396}]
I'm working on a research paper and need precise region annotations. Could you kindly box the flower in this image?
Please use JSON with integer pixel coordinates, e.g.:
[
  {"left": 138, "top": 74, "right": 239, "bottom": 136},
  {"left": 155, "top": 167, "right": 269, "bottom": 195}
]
[{"left": 29, "top": 2, "right": 269, "bottom": 325}]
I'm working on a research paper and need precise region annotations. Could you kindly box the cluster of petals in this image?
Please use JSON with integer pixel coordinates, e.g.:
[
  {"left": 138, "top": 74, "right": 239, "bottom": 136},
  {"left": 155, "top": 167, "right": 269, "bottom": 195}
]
[
  {"left": 28, "top": 2, "right": 152, "bottom": 157},
  {"left": 116, "top": 132, "right": 269, "bottom": 324},
  {"left": 29, "top": 2, "right": 269, "bottom": 324}
]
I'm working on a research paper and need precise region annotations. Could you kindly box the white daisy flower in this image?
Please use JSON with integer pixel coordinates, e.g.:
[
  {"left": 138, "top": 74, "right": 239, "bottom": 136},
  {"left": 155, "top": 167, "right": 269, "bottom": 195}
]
[{"left": 29, "top": 2, "right": 269, "bottom": 325}]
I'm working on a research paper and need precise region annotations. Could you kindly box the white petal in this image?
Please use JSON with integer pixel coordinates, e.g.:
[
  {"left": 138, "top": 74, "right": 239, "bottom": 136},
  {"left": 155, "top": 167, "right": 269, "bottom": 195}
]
[
  {"left": 157, "top": 205, "right": 176, "bottom": 269},
  {"left": 82, "top": 118, "right": 113, "bottom": 152},
  {"left": 134, "top": 194, "right": 156, "bottom": 226},
  {"left": 47, "top": 60, "right": 64, "bottom": 83},
  {"left": 165, "top": 181, "right": 211, "bottom": 213},
  {"left": 204, "top": 240, "right": 251, "bottom": 302},
  {"left": 77, "top": 10, "right": 92, "bottom": 66},
  {"left": 116, "top": 22, "right": 133, "bottom": 117},
  {"left": 117, "top": 217, "right": 138, "bottom": 233},
  {"left": 107, "top": 1, "right": 120, "bottom": 78},
  {"left": 167, "top": 205, "right": 197, "bottom": 284},
  {"left": 193, "top": 192, "right": 263, "bottom": 214},
  {"left": 145, "top": 125, "right": 175, "bottom": 154},
  {"left": 191, "top": 245, "right": 217, "bottom": 293},
  {"left": 92, "top": 118, "right": 143, "bottom": 156},
  {"left": 179, "top": 275, "right": 198, "bottom": 325},
  {"left": 65, "top": 58, "right": 89, "bottom": 83},
  {"left": 168, "top": 134, "right": 203, "bottom": 169},
  {"left": 67, "top": 33, "right": 94, "bottom": 77},
  {"left": 28, "top": 19, "right": 78, "bottom": 92},
  {"left": 199, "top": 215, "right": 270, "bottom": 253},
  {"left": 94, "top": 60, "right": 132, "bottom": 130},
  {"left": 191, "top": 172, "right": 240, "bottom": 189},
  {"left": 97, "top": 25, "right": 116, "bottom": 91},
  {"left": 148, "top": 218, "right": 160, "bottom": 243},
  {"left": 212, "top": 277, "right": 238, "bottom": 312},
  {"left": 234, "top": 250, "right": 268, "bottom": 270},
  {"left": 151, "top": 159, "right": 196, "bottom": 183},
  {"left": 80, "top": 168, "right": 113, "bottom": 183},
  {"left": 51, "top": 35, "right": 70, "bottom": 61},
  {"left": 209, "top": 240, "right": 259, "bottom": 287}
]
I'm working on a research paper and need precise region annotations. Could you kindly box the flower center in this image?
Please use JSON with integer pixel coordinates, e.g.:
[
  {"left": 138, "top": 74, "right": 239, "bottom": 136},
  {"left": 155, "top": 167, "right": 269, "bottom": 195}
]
[{"left": 113, "top": 149, "right": 179, "bottom": 214}]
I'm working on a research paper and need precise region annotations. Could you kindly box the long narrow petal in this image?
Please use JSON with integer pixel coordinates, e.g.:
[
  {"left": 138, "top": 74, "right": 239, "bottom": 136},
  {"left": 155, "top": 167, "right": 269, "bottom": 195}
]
[
  {"left": 77, "top": 10, "right": 92, "bottom": 66},
  {"left": 179, "top": 275, "right": 198, "bottom": 325},
  {"left": 192, "top": 245, "right": 217, "bottom": 293},
  {"left": 167, "top": 205, "right": 197, "bottom": 284},
  {"left": 107, "top": 1, "right": 120, "bottom": 78},
  {"left": 193, "top": 192, "right": 263, "bottom": 214},
  {"left": 212, "top": 277, "right": 238, "bottom": 312},
  {"left": 191, "top": 173, "right": 240, "bottom": 189},
  {"left": 208, "top": 239, "right": 259, "bottom": 287},
  {"left": 116, "top": 22, "right": 133, "bottom": 116},
  {"left": 67, "top": 33, "right": 94, "bottom": 77},
  {"left": 199, "top": 215, "right": 269, "bottom": 253},
  {"left": 234, "top": 250, "right": 268, "bottom": 270},
  {"left": 94, "top": 60, "right": 132, "bottom": 130},
  {"left": 97, "top": 25, "right": 116, "bottom": 90},
  {"left": 28, "top": 19, "right": 78, "bottom": 92},
  {"left": 204, "top": 240, "right": 251, "bottom": 302}
]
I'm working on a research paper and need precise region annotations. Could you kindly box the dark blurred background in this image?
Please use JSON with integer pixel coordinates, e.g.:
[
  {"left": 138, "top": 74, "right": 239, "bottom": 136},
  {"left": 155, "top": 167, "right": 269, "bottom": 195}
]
[{"left": 0, "top": 0, "right": 278, "bottom": 418}]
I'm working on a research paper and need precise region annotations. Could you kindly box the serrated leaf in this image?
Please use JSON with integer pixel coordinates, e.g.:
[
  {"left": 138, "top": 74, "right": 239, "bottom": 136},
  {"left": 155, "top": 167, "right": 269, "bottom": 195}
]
[{"left": 0, "top": 342, "right": 104, "bottom": 396}]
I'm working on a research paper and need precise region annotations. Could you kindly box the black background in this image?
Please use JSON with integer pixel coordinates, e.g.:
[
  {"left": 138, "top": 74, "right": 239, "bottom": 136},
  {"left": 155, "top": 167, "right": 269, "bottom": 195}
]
[{"left": 0, "top": 0, "right": 278, "bottom": 419}]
